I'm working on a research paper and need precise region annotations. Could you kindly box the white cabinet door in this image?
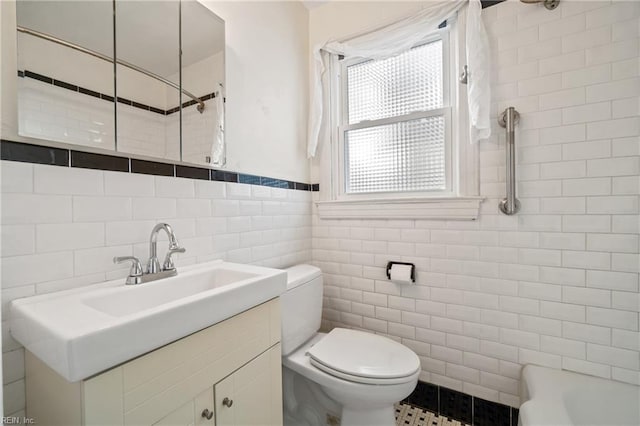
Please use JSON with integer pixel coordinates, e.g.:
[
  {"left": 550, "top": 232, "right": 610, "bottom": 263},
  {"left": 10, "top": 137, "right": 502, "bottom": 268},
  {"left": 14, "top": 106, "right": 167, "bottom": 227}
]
[
  {"left": 152, "top": 399, "right": 195, "bottom": 426},
  {"left": 151, "top": 387, "right": 216, "bottom": 426},
  {"left": 214, "top": 344, "right": 283, "bottom": 426},
  {"left": 195, "top": 388, "right": 215, "bottom": 426}
]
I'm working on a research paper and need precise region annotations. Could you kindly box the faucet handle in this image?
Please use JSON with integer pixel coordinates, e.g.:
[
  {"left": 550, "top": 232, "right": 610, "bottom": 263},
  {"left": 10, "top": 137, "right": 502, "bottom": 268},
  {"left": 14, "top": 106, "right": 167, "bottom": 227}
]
[
  {"left": 163, "top": 247, "right": 186, "bottom": 271},
  {"left": 113, "top": 256, "right": 144, "bottom": 277}
]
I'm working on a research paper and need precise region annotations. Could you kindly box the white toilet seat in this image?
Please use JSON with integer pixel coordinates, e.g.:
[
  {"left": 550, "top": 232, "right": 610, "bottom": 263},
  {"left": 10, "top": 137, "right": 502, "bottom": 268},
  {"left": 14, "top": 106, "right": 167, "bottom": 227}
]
[
  {"left": 306, "top": 328, "right": 420, "bottom": 385},
  {"left": 309, "top": 357, "right": 417, "bottom": 385}
]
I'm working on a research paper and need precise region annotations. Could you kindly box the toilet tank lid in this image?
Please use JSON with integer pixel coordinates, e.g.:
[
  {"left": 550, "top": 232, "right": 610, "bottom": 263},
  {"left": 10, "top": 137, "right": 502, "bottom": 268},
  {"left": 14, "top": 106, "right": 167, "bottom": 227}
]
[{"left": 286, "top": 264, "right": 322, "bottom": 290}]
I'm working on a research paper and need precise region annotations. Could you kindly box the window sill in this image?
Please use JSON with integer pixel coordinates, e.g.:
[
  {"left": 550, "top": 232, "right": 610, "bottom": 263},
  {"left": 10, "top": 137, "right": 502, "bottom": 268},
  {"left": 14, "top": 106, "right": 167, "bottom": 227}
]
[{"left": 316, "top": 197, "right": 484, "bottom": 220}]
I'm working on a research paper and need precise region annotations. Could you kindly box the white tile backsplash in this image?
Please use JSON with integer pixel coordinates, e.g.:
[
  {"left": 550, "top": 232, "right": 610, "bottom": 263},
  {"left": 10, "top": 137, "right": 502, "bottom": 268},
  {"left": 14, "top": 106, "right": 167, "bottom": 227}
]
[
  {"left": 73, "top": 196, "right": 132, "bottom": 222},
  {"left": 104, "top": 171, "right": 155, "bottom": 197},
  {"left": 34, "top": 165, "right": 104, "bottom": 195},
  {"left": 36, "top": 223, "right": 105, "bottom": 252},
  {"left": 155, "top": 176, "right": 196, "bottom": 198},
  {"left": 1, "top": 225, "right": 35, "bottom": 257},
  {"left": 2, "top": 251, "right": 74, "bottom": 288},
  {"left": 1, "top": 162, "right": 33, "bottom": 194},
  {"left": 2, "top": 193, "right": 72, "bottom": 224},
  {"left": 1, "top": 162, "right": 312, "bottom": 414}
]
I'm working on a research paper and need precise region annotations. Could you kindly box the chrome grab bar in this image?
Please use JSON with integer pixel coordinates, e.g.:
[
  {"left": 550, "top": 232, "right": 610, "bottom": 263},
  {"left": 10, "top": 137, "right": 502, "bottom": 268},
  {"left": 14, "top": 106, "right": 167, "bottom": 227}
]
[{"left": 498, "top": 107, "right": 520, "bottom": 215}]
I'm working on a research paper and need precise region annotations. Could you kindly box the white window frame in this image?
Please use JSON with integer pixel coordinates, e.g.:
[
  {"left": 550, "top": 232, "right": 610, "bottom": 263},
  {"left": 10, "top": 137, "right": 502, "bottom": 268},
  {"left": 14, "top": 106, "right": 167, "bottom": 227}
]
[
  {"left": 317, "top": 11, "right": 482, "bottom": 221},
  {"left": 338, "top": 31, "right": 453, "bottom": 200}
]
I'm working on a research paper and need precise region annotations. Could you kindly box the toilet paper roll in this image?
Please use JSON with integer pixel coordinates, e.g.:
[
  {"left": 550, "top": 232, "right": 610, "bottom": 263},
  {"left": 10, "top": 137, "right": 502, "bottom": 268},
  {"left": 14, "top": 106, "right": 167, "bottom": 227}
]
[{"left": 390, "top": 264, "right": 414, "bottom": 285}]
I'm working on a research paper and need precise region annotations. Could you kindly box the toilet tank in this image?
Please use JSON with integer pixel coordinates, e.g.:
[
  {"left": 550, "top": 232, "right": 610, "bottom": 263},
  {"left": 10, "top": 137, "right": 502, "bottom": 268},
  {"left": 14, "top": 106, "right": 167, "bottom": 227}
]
[{"left": 281, "top": 264, "right": 323, "bottom": 356}]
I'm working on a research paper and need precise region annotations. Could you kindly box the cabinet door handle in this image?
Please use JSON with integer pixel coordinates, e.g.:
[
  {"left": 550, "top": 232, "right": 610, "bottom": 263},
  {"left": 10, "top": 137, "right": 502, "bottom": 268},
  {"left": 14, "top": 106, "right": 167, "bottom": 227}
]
[
  {"left": 201, "top": 409, "right": 214, "bottom": 420},
  {"left": 222, "top": 397, "right": 233, "bottom": 408}
]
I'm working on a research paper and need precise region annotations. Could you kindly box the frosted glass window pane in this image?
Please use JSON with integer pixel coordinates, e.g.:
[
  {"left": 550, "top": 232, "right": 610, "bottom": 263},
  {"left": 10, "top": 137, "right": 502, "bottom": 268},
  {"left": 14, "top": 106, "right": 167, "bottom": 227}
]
[
  {"left": 345, "top": 116, "right": 445, "bottom": 194},
  {"left": 347, "top": 40, "right": 443, "bottom": 125}
]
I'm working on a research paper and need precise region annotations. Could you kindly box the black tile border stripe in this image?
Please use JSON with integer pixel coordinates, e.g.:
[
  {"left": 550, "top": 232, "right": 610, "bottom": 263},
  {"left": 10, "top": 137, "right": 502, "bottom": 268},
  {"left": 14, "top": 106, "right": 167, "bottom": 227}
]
[
  {"left": 53, "top": 79, "right": 77, "bottom": 92},
  {"left": 71, "top": 150, "right": 128, "bottom": 172},
  {"left": 211, "top": 170, "right": 239, "bottom": 183},
  {"left": 131, "top": 159, "right": 175, "bottom": 177},
  {"left": 176, "top": 165, "right": 210, "bottom": 180},
  {"left": 79, "top": 86, "right": 102, "bottom": 99},
  {"left": 116, "top": 96, "right": 133, "bottom": 106},
  {"left": 24, "top": 70, "right": 52, "bottom": 84},
  {"left": 440, "top": 387, "right": 472, "bottom": 424},
  {"left": 0, "top": 139, "right": 318, "bottom": 192},
  {"left": 18, "top": 70, "right": 217, "bottom": 116},
  {"left": 1, "top": 140, "right": 68, "bottom": 166},
  {"left": 404, "top": 381, "right": 519, "bottom": 426}
]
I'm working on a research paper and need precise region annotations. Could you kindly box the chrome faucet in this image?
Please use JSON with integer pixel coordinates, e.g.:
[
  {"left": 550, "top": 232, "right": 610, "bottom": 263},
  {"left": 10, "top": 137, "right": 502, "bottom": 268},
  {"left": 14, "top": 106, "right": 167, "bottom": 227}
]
[
  {"left": 114, "top": 223, "right": 186, "bottom": 285},
  {"left": 147, "top": 223, "right": 185, "bottom": 273}
]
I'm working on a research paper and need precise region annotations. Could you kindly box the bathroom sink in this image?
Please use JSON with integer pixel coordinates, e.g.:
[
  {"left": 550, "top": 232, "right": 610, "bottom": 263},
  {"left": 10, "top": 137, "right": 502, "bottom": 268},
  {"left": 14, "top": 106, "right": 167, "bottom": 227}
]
[
  {"left": 83, "top": 268, "right": 259, "bottom": 317},
  {"left": 9, "top": 260, "right": 286, "bottom": 382}
]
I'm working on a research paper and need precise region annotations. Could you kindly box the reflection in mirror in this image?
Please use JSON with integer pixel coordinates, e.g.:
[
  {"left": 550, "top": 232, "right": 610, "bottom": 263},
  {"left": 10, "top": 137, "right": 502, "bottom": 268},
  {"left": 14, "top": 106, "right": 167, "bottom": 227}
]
[
  {"left": 16, "top": 1, "right": 115, "bottom": 150},
  {"left": 181, "top": 1, "right": 225, "bottom": 167},
  {"left": 15, "top": 0, "right": 226, "bottom": 167},
  {"left": 115, "top": 1, "right": 180, "bottom": 161}
]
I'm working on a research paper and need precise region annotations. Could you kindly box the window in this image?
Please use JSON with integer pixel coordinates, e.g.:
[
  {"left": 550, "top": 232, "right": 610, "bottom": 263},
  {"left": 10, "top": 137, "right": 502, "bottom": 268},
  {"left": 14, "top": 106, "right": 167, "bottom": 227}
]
[
  {"left": 317, "top": 16, "right": 482, "bottom": 220},
  {"left": 341, "top": 37, "right": 450, "bottom": 196}
]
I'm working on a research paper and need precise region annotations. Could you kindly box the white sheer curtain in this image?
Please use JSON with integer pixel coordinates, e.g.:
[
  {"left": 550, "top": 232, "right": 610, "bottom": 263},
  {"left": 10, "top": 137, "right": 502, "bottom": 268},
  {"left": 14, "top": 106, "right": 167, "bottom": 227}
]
[{"left": 307, "top": 0, "right": 490, "bottom": 158}]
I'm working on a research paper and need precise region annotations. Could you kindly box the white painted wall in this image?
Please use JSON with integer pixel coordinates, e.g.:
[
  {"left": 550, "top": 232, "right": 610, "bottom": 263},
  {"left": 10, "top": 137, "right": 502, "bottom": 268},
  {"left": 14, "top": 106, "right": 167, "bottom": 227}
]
[
  {"left": 310, "top": 0, "right": 639, "bottom": 408},
  {"left": 201, "top": 1, "right": 310, "bottom": 182}
]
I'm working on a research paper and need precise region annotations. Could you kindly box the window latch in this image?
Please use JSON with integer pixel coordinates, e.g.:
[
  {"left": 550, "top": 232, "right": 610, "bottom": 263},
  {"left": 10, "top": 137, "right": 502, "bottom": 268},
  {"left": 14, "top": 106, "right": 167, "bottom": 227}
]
[{"left": 459, "top": 65, "right": 469, "bottom": 85}]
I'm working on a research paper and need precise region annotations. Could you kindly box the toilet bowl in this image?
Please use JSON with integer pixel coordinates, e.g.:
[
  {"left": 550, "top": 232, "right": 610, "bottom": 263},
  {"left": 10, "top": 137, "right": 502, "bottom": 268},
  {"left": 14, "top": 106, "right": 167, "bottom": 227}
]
[{"left": 281, "top": 265, "right": 420, "bottom": 426}]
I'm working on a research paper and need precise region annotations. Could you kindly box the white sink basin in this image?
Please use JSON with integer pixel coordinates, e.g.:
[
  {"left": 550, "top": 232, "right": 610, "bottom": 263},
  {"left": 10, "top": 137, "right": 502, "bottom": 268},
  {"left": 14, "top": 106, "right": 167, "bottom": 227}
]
[
  {"left": 83, "top": 268, "right": 259, "bottom": 317},
  {"left": 10, "top": 260, "right": 286, "bottom": 382}
]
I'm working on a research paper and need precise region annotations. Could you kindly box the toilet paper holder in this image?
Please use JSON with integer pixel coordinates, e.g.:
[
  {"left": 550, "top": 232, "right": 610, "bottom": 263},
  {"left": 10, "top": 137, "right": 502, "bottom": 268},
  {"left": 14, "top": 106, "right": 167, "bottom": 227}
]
[{"left": 386, "top": 261, "right": 416, "bottom": 283}]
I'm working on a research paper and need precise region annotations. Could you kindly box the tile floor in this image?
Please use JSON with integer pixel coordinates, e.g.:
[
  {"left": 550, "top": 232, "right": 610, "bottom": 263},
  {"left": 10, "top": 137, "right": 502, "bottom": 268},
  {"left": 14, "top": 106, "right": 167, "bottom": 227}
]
[{"left": 395, "top": 402, "right": 471, "bottom": 426}]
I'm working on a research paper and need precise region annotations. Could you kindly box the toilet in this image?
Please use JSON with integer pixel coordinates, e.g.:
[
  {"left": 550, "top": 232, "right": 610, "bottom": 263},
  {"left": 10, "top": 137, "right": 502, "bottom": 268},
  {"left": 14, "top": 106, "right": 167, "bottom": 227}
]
[{"left": 281, "top": 265, "right": 420, "bottom": 426}]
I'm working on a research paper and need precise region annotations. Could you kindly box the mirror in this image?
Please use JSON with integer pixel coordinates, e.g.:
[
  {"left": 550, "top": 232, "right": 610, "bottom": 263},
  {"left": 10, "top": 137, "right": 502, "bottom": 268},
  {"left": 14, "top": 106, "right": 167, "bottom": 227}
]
[
  {"left": 15, "top": 0, "right": 225, "bottom": 167},
  {"left": 16, "top": 0, "right": 116, "bottom": 150},
  {"left": 181, "top": 1, "right": 225, "bottom": 167},
  {"left": 115, "top": 0, "right": 180, "bottom": 161}
]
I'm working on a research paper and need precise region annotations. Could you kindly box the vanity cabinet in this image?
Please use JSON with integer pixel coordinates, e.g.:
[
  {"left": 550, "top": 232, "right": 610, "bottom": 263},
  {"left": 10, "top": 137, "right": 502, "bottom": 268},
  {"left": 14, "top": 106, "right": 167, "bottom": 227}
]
[
  {"left": 25, "top": 299, "right": 283, "bottom": 426},
  {"left": 152, "top": 388, "right": 212, "bottom": 426}
]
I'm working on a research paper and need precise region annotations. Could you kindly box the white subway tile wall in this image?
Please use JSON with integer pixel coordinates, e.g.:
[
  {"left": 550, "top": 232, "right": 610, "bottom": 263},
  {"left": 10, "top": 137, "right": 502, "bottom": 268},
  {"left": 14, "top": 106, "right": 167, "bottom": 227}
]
[
  {"left": 0, "top": 162, "right": 311, "bottom": 416},
  {"left": 18, "top": 78, "right": 116, "bottom": 151},
  {"left": 314, "top": 0, "right": 639, "bottom": 408}
]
